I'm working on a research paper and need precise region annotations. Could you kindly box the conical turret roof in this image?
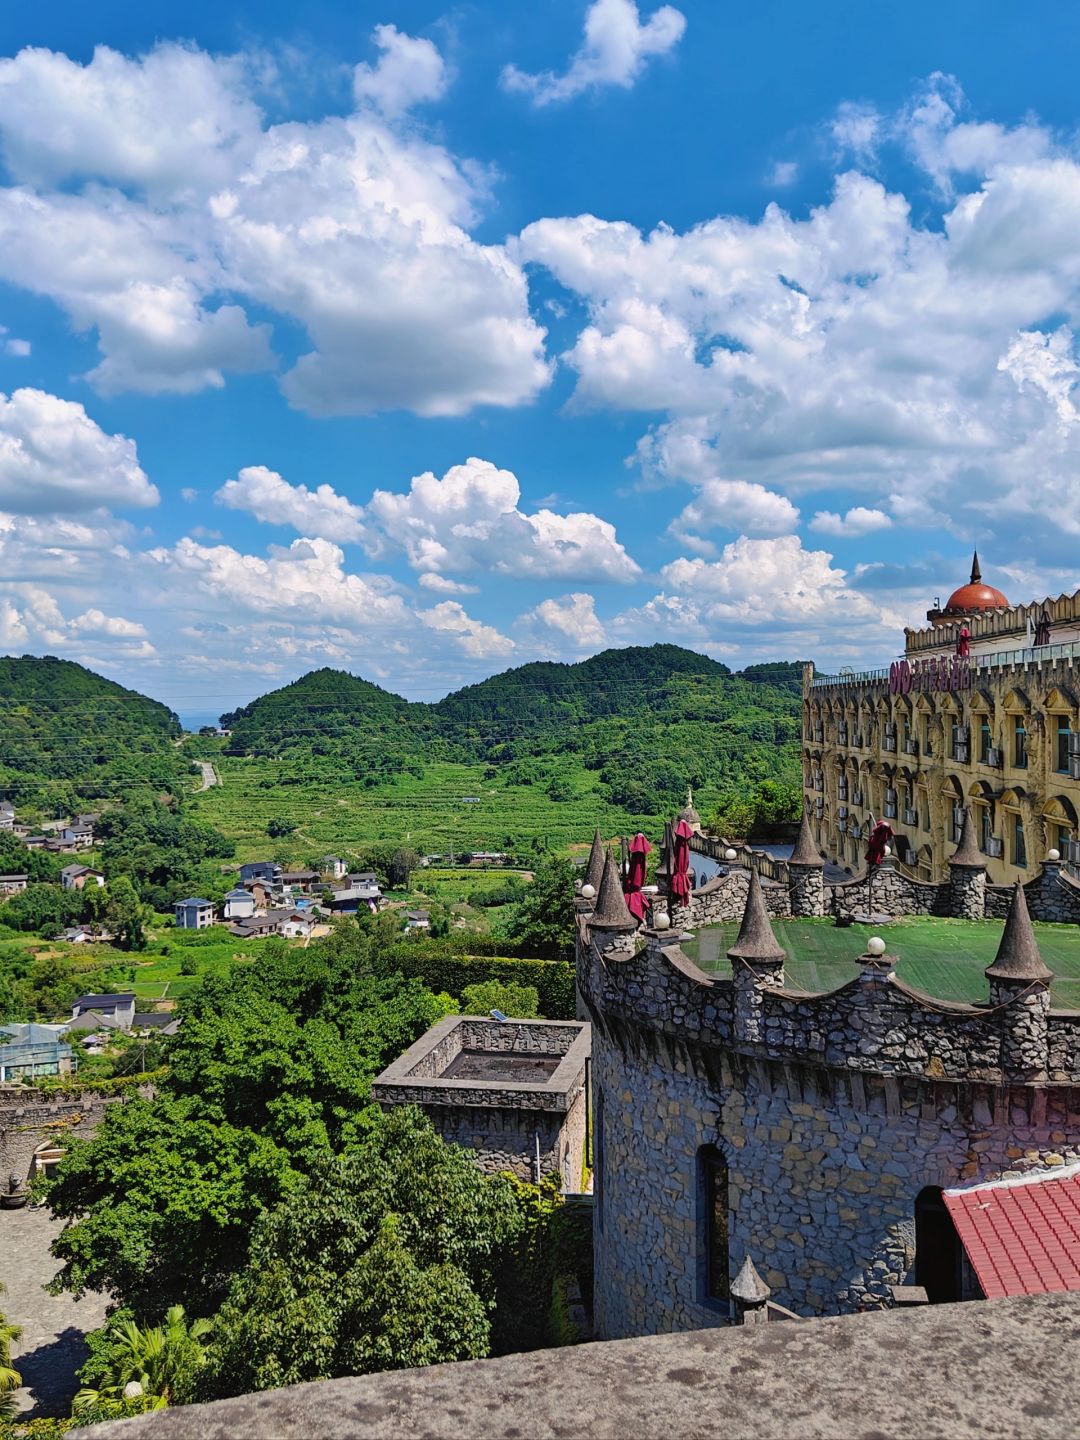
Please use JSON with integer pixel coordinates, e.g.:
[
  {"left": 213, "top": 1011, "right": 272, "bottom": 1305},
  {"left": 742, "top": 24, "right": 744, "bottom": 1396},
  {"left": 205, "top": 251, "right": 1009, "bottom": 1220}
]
[
  {"left": 789, "top": 809, "right": 823, "bottom": 867},
  {"left": 591, "top": 851, "right": 636, "bottom": 931},
  {"left": 949, "top": 807, "right": 985, "bottom": 868},
  {"left": 727, "top": 870, "right": 786, "bottom": 964},
  {"left": 584, "top": 828, "right": 606, "bottom": 893},
  {"left": 985, "top": 882, "right": 1053, "bottom": 982},
  {"left": 730, "top": 1254, "right": 771, "bottom": 1305}
]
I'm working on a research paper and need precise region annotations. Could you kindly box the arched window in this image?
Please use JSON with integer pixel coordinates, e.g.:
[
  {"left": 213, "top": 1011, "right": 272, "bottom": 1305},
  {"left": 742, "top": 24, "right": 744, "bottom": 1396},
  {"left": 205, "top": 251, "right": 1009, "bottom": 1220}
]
[{"left": 699, "top": 1145, "right": 730, "bottom": 1303}]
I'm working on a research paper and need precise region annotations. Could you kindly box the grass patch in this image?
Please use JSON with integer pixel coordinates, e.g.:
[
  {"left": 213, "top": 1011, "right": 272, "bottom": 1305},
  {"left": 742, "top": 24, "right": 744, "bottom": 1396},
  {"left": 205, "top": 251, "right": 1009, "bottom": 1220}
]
[{"left": 680, "top": 915, "right": 1080, "bottom": 1008}]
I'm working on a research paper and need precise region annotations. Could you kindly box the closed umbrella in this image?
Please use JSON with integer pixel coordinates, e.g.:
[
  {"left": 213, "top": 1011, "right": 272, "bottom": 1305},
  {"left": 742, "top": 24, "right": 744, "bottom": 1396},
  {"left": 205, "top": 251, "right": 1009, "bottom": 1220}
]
[
  {"left": 670, "top": 818, "right": 693, "bottom": 904},
  {"left": 623, "top": 831, "right": 653, "bottom": 922}
]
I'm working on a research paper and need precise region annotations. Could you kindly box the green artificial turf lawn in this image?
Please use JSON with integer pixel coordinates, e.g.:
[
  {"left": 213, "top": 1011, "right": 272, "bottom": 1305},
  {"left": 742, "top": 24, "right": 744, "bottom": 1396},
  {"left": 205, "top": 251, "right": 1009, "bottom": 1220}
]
[{"left": 680, "top": 915, "right": 1080, "bottom": 1009}]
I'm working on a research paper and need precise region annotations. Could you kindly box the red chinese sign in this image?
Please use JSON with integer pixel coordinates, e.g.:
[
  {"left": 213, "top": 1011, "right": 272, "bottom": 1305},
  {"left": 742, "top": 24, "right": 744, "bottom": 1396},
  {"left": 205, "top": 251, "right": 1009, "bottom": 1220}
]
[{"left": 889, "top": 656, "right": 971, "bottom": 695}]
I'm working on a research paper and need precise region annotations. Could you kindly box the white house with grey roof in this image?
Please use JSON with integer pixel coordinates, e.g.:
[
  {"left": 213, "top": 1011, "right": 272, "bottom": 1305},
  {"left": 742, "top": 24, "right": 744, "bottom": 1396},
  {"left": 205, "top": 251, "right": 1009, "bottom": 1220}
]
[{"left": 174, "top": 897, "right": 215, "bottom": 929}]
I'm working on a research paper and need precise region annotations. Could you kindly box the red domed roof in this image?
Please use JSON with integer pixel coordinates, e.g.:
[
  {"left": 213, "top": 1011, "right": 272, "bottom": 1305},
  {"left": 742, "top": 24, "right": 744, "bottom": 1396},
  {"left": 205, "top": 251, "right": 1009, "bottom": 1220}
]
[{"left": 943, "top": 552, "right": 1009, "bottom": 614}]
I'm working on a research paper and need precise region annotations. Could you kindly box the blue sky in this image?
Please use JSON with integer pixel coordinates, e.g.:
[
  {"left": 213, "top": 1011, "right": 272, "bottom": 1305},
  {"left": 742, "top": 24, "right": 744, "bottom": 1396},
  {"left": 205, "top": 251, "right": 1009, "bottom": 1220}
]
[{"left": 2, "top": 0, "right": 1079, "bottom": 722}]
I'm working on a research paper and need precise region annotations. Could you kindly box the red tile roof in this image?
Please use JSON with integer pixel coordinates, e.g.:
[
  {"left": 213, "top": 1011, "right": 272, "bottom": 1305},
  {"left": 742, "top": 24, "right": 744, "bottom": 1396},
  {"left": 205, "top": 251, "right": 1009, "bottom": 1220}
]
[{"left": 944, "top": 1168, "right": 1080, "bottom": 1299}]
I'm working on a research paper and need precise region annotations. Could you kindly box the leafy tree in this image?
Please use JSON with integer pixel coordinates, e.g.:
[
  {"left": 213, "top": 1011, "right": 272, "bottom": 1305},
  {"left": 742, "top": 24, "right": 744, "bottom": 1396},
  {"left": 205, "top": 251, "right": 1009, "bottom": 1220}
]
[
  {"left": 710, "top": 777, "right": 801, "bottom": 839},
  {"left": 103, "top": 875, "right": 150, "bottom": 952},
  {"left": 75, "top": 1306, "right": 212, "bottom": 1412},
  {"left": 0, "top": 1282, "right": 22, "bottom": 1421},
  {"left": 460, "top": 980, "right": 539, "bottom": 1019},
  {"left": 498, "top": 854, "right": 576, "bottom": 959},
  {"left": 388, "top": 847, "right": 420, "bottom": 888},
  {"left": 202, "top": 1108, "right": 521, "bottom": 1398},
  {"left": 45, "top": 1096, "right": 297, "bottom": 1318},
  {"left": 266, "top": 818, "right": 296, "bottom": 839}
]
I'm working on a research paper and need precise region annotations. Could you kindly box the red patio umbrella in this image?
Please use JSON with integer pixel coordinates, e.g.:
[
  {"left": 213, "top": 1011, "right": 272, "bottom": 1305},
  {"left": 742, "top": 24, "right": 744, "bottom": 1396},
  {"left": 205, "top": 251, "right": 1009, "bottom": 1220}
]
[
  {"left": 670, "top": 818, "right": 693, "bottom": 904},
  {"left": 623, "top": 831, "right": 653, "bottom": 922}
]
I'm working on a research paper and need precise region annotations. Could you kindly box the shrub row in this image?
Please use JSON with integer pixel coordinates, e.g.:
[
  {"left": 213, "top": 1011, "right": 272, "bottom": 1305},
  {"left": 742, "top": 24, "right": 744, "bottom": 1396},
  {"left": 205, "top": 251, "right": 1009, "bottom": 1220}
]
[{"left": 377, "top": 942, "right": 575, "bottom": 1020}]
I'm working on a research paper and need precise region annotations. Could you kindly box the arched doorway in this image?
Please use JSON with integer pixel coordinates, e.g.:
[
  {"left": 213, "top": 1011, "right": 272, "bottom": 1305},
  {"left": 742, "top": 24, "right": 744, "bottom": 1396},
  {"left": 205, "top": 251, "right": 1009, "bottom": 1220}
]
[{"left": 915, "top": 1186, "right": 963, "bottom": 1303}]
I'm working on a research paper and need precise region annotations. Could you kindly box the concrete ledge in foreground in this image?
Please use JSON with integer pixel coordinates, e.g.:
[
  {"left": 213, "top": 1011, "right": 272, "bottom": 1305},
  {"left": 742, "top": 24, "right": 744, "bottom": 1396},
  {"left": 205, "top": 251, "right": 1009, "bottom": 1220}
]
[{"left": 76, "top": 1289, "right": 1080, "bottom": 1440}]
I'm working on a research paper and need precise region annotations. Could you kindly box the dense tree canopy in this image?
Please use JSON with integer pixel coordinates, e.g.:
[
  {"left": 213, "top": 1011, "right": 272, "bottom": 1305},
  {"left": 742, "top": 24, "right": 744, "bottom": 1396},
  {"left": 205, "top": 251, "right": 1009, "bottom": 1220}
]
[{"left": 204, "top": 1108, "right": 522, "bottom": 1397}]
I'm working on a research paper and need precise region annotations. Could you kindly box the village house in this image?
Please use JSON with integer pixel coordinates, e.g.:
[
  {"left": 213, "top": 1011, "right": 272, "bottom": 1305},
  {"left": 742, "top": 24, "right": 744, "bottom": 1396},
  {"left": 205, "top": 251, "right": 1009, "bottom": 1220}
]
[
  {"left": 60, "top": 863, "right": 105, "bottom": 891},
  {"left": 174, "top": 897, "right": 215, "bottom": 929},
  {"left": 223, "top": 887, "right": 256, "bottom": 920},
  {"left": 70, "top": 993, "right": 136, "bottom": 1030},
  {"left": 60, "top": 820, "right": 95, "bottom": 848},
  {"left": 280, "top": 869, "right": 321, "bottom": 892},
  {"left": 239, "top": 860, "right": 281, "bottom": 886},
  {"left": 228, "top": 907, "right": 316, "bottom": 940},
  {"left": 0, "top": 1023, "right": 73, "bottom": 1082},
  {"left": 0, "top": 801, "right": 14, "bottom": 832},
  {"left": 0, "top": 874, "right": 28, "bottom": 894},
  {"left": 404, "top": 908, "right": 431, "bottom": 933},
  {"left": 322, "top": 855, "right": 347, "bottom": 880},
  {"left": 323, "top": 884, "right": 380, "bottom": 915}
]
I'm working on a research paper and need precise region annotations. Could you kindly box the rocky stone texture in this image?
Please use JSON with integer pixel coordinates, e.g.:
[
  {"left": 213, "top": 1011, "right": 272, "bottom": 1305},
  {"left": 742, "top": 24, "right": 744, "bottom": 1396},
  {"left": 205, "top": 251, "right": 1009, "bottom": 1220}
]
[
  {"left": 789, "top": 864, "right": 826, "bottom": 917},
  {"left": 75, "top": 1291, "right": 1080, "bottom": 1440},
  {"left": 578, "top": 905, "right": 1080, "bottom": 1338},
  {"left": 0, "top": 1090, "right": 113, "bottom": 1188},
  {"left": 372, "top": 1016, "right": 590, "bottom": 1188},
  {"left": 948, "top": 864, "right": 986, "bottom": 920}
]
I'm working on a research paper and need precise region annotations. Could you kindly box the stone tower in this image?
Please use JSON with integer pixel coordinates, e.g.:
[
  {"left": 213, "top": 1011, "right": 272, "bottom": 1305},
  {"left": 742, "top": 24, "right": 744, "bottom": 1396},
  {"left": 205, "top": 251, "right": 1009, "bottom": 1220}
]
[
  {"left": 948, "top": 807, "right": 987, "bottom": 920},
  {"left": 728, "top": 870, "right": 786, "bottom": 1043},
  {"left": 788, "top": 809, "right": 825, "bottom": 917},
  {"left": 985, "top": 882, "right": 1054, "bottom": 1083},
  {"left": 589, "top": 851, "right": 637, "bottom": 957}
]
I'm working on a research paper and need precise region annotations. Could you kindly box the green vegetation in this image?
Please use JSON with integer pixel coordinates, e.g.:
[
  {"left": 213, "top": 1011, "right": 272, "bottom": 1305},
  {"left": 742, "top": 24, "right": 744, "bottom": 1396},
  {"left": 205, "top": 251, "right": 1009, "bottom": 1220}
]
[
  {"left": 459, "top": 980, "right": 540, "bottom": 1018},
  {"left": 75, "top": 1307, "right": 211, "bottom": 1413},
  {"left": 0, "top": 656, "right": 189, "bottom": 816},
  {"left": 0, "top": 1284, "right": 22, "bottom": 1422},
  {"left": 709, "top": 777, "right": 802, "bottom": 839},
  {"left": 196, "top": 647, "right": 802, "bottom": 856},
  {"left": 681, "top": 915, "right": 1080, "bottom": 1007}
]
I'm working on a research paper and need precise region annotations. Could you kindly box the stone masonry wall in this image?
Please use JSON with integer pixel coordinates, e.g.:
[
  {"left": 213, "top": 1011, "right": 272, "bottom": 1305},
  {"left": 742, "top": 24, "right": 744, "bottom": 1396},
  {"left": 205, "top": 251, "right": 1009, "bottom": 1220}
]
[
  {"left": 0, "top": 1090, "right": 114, "bottom": 1189},
  {"left": 590, "top": 1016, "right": 1080, "bottom": 1338},
  {"left": 423, "top": 1100, "right": 582, "bottom": 1184}
]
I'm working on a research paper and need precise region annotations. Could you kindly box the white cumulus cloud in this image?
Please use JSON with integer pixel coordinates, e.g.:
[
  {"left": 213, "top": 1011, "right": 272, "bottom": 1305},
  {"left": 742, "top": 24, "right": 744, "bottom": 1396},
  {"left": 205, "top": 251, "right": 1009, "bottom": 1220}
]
[
  {"left": 502, "top": 0, "right": 686, "bottom": 106},
  {"left": 352, "top": 24, "right": 449, "bottom": 118},
  {"left": 418, "top": 600, "right": 515, "bottom": 658},
  {"left": 0, "top": 41, "right": 549, "bottom": 416},
  {"left": 529, "top": 591, "right": 606, "bottom": 649},
  {"left": 366, "top": 457, "right": 641, "bottom": 582},
  {"left": 0, "top": 388, "right": 158, "bottom": 513},
  {"left": 810, "top": 506, "right": 893, "bottom": 537},
  {"left": 215, "top": 465, "right": 366, "bottom": 544}
]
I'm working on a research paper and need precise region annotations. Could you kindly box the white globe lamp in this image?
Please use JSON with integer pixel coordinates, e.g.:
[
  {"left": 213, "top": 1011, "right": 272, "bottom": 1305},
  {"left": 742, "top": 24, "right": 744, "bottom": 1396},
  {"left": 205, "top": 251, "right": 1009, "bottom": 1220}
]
[
  {"left": 581, "top": 883, "right": 596, "bottom": 901},
  {"left": 882, "top": 845, "right": 892, "bottom": 857},
  {"left": 724, "top": 848, "right": 737, "bottom": 862},
  {"left": 1048, "top": 848, "right": 1061, "bottom": 863},
  {"left": 867, "top": 936, "right": 887, "bottom": 957},
  {"left": 654, "top": 911, "right": 671, "bottom": 931}
]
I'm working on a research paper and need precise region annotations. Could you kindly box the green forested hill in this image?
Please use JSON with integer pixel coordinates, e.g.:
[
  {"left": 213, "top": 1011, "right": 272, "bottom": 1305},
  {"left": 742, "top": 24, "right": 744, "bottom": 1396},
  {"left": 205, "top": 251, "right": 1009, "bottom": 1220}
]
[
  {"left": 212, "top": 647, "right": 804, "bottom": 842},
  {"left": 0, "top": 655, "right": 188, "bottom": 816}
]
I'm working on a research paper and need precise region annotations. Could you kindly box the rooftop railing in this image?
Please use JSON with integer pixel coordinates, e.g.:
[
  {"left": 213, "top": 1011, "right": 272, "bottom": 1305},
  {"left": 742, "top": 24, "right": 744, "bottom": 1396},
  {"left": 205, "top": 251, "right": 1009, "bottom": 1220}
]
[{"left": 811, "top": 639, "right": 1080, "bottom": 690}]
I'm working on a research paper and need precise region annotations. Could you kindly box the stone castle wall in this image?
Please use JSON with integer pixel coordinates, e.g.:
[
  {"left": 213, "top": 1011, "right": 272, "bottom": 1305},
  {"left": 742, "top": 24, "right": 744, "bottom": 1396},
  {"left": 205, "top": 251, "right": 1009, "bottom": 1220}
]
[
  {"left": 0, "top": 1089, "right": 114, "bottom": 1189},
  {"left": 579, "top": 922, "right": 1080, "bottom": 1339}
]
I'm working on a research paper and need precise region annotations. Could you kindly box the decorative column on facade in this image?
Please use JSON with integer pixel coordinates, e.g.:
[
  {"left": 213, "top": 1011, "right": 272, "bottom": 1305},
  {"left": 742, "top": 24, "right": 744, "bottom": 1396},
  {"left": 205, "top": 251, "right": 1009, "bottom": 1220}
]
[
  {"left": 788, "top": 810, "right": 825, "bottom": 917},
  {"left": 984, "top": 882, "right": 1053, "bottom": 1083},
  {"left": 730, "top": 1255, "right": 771, "bottom": 1327},
  {"left": 948, "top": 807, "right": 987, "bottom": 920},
  {"left": 728, "top": 870, "right": 786, "bottom": 1044},
  {"left": 588, "top": 852, "right": 638, "bottom": 959}
]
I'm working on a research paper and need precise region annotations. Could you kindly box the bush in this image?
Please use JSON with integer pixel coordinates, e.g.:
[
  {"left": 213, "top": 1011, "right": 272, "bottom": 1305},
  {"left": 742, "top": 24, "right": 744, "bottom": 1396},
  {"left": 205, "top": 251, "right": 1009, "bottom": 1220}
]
[
  {"left": 376, "top": 943, "right": 575, "bottom": 1020},
  {"left": 460, "top": 981, "right": 539, "bottom": 1019}
]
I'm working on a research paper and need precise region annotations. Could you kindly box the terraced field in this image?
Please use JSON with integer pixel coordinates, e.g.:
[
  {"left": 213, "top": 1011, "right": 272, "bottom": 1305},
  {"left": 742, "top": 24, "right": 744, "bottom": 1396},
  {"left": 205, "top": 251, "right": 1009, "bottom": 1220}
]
[
  {"left": 680, "top": 915, "right": 1080, "bottom": 1009},
  {"left": 190, "top": 754, "right": 659, "bottom": 863}
]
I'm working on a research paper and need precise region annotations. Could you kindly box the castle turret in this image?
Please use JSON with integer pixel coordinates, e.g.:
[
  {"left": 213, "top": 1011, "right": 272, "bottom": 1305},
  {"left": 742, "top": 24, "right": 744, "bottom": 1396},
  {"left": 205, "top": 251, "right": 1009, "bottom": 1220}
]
[
  {"left": 730, "top": 1254, "right": 771, "bottom": 1327},
  {"left": 985, "top": 882, "right": 1053, "bottom": 1082},
  {"left": 589, "top": 851, "right": 637, "bottom": 955},
  {"left": 584, "top": 828, "right": 606, "bottom": 896},
  {"left": 948, "top": 807, "right": 987, "bottom": 920},
  {"left": 788, "top": 809, "right": 825, "bottom": 917},
  {"left": 728, "top": 870, "right": 786, "bottom": 1042}
]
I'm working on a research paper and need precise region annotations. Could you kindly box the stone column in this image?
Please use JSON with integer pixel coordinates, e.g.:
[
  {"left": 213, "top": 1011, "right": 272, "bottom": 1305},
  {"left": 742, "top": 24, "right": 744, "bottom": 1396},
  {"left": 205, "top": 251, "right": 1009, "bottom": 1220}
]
[
  {"left": 788, "top": 811, "right": 825, "bottom": 917},
  {"left": 728, "top": 871, "right": 786, "bottom": 1045},
  {"left": 948, "top": 807, "right": 986, "bottom": 920},
  {"left": 985, "top": 882, "right": 1053, "bottom": 1083}
]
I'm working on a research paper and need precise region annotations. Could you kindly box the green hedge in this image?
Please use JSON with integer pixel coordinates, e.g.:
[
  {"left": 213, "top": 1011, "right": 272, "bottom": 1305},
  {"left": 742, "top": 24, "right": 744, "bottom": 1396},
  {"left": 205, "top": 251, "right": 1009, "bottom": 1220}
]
[{"left": 377, "top": 942, "right": 575, "bottom": 1020}]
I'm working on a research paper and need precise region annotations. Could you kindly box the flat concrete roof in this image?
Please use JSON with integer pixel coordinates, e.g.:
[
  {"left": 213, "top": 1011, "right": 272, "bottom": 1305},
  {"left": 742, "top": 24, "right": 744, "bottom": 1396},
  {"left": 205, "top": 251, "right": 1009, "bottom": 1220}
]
[
  {"left": 372, "top": 1015, "right": 590, "bottom": 1113},
  {"left": 76, "top": 1290, "right": 1080, "bottom": 1439}
]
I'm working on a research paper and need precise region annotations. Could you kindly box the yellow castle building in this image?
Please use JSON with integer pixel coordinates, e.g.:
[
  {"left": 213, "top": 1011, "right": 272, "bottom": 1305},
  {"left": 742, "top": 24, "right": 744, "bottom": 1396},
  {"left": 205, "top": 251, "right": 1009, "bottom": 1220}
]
[{"left": 803, "top": 553, "right": 1080, "bottom": 884}]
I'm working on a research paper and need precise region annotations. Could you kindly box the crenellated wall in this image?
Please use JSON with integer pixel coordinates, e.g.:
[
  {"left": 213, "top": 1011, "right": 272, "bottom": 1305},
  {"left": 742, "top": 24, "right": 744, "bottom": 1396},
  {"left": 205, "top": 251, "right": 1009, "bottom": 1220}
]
[{"left": 577, "top": 920, "right": 1080, "bottom": 1339}]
